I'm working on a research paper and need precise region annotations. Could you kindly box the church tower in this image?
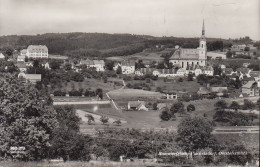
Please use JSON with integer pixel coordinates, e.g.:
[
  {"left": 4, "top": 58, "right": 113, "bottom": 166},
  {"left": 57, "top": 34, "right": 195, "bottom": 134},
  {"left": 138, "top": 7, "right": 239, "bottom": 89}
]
[{"left": 198, "top": 20, "right": 207, "bottom": 65}]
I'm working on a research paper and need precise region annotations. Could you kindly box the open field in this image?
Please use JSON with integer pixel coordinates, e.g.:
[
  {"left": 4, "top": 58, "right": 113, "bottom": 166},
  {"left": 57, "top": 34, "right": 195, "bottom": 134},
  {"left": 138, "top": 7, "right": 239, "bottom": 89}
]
[
  {"left": 51, "top": 77, "right": 122, "bottom": 96},
  {"left": 108, "top": 88, "right": 163, "bottom": 100}
]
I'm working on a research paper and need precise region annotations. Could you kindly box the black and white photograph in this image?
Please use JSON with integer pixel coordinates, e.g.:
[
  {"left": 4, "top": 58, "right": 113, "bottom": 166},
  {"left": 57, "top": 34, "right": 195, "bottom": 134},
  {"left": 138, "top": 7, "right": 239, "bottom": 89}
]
[{"left": 0, "top": 0, "right": 259, "bottom": 166}]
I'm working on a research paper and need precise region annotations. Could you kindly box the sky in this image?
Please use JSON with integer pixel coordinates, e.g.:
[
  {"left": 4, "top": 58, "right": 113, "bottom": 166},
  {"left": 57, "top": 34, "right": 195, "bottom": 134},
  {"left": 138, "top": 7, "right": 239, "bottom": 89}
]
[{"left": 0, "top": 0, "right": 259, "bottom": 40}]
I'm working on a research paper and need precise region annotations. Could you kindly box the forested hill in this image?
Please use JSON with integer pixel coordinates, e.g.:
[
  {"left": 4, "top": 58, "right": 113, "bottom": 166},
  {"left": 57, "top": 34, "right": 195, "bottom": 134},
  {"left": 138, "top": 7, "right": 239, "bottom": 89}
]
[{"left": 0, "top": 32, "right": 232, "bottom": 59}]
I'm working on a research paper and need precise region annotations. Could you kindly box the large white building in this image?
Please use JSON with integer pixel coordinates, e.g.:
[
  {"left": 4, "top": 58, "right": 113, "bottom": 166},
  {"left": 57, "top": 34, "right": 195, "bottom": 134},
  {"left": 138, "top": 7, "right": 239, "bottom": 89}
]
[
  {"left": 21, "top": 45, "right": 48, "bottom": 59},
  {"left": 170, "top": 21, "right": 207, "bottom": 69}
]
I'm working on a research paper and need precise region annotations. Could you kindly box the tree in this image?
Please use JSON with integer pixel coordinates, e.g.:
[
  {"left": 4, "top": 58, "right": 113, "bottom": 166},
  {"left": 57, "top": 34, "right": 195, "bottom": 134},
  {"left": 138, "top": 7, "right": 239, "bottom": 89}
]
[
  {"left": 96, "top": 88, "right": 103, "bottom": 99},
  {"left": 187, "top": 73, "right": 193, "bottom": 81},
  {"left": 242, "top": 99, "right": 256, "bottom": 110},
  {"left": 170, "top": 101, "right": 185, "bottom": 115},
  {"left": 176, "top": 117, "right": 215, "bottom": 154},
  {"left": 152, "top": 102, "right": 158, "bottom": 110},
  {"left": 64, "top": 63, "right": 72, "bottom": 71},
  {"left": 116, "top": 66, "right": 122, "bottom": 74},
  {"left": 229, "top": 101, "right": 240, "bottom": 111},
  {"left": 215, "top": 100, "right": 227, "bottom": 110},
  {"left": 160, "top": 109, "right": 172, "bottom": 121},
  {"left": 113, "top": 119, "right": 122, "bottom": 126},
  {"left": 100, "top": 116, "right": 109, "bottom": 125},
  {"left": 187, "top": 104, "right": 195, "bottom": 112},
  {"left": 105, "top": 61, "right": 114, "bottom": 71},
  {"left": 0, "top": 74, "right": 57, "bottom": 160},
  {"left": 156, "top": 87, "right": 162, "bottom": 92},
  {"left": 86, "top": 114, "right": 95, "bottom": 125}
]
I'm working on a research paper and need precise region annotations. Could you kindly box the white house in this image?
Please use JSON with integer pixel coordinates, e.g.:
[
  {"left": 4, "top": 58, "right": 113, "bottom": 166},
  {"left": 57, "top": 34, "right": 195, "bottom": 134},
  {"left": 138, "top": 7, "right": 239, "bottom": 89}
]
[
  {"left": 121, "top": 61, "right": 135, "bottom": 74},
  {"left": 90, "top": 60, "right": 105, "bottom": 72},
  {"left": 203, "top": 66, "right": 214, "bottom": 76},
  {"left": 195, "top": 67, "right": 203, "bottom": 76},
  {"left": 176, "top": 68, "right": 186, "bottom": 76},
  {"left": 0, "top": 53, "right": 5, "bottom": 59},
  {"left": 22, "top": 45, "right": 48, "bottom": 59},
  {"left": 17, "top": 55, "right": 25, "bottom": 62}
]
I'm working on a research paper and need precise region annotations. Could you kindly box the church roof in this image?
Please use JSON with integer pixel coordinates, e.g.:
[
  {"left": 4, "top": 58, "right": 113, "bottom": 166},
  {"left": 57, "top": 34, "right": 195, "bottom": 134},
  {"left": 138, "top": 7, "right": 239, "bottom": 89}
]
[{"left": 170, "top": 48, "right": 200, "bottom": 60}]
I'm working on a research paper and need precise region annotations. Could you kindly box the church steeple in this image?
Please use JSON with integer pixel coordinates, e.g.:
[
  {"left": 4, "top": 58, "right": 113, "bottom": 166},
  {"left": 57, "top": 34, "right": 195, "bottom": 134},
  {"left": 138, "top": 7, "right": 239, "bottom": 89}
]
[{"left": 202, "top": 19, "right": 205, "bottom": 36}]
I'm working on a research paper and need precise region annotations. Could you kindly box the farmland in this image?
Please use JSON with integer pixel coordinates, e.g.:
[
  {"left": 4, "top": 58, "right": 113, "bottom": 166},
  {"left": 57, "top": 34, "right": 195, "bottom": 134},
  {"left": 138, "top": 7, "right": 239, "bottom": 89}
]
[{"left": 107, "top": 88, "right": 163, "bottom": 101}]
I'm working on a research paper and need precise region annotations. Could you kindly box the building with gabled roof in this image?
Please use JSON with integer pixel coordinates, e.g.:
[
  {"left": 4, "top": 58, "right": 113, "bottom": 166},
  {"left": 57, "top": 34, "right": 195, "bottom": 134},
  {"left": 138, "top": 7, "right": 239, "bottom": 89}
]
[
  {"left": 242, "top": 80, "right": 258, "bottom": 96},
  {"left": 18, "top": 72, "right": 41, "bottom": 84},
  {"left": 121, "top": 61, "right": 135, "bottom": 74},
  {"left": 127, "top": 101, "right": 148, "bottom": 111},
  {"left": 16, "top": 63, "right": 27, "bottom": 72},
  {"left": 23, "top": 45, "right": 48, "bottom": 59},
  {"left": 0, "top": 53, "right": 5, "bottom": 59}
]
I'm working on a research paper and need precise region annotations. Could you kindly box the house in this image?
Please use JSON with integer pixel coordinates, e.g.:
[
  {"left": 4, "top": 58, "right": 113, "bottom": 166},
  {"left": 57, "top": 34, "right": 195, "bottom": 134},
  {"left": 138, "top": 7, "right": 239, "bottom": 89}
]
[
  {"left": 166, "top": 92, "right": 178, "bottom": 99},
  {"left": 121, "top": 61, "right": 135, "bottom": 74},
  {"left": 203, "top": 66, "right": 214, "bottom": 76},
  {"left": 242, "top": 81, "right": 258, "bottom": 97},
  {"left": 128, "top": 101, "right": 148, "bottom": 111},
  {"left": 91, "top": 60, "right": 105, "bottom": 72},
  {"left": 140, "top": 68, "right": 155, "bottom": 75},
  {"left": 16, "top": 63, "right": 27, "bottom": 72},
  {"left": 194, "top": 66, "right": 203, "bottom": 76},
  {"left": 222, "top": 68, "right": 234, "bottom": 76},
  {"left": 25, "top": 61, "right": 34, "bottom": 67},
  {"left": 18, "top": 72, "right": 41, "bottom": 84},
  {"left": 134, "top": 69, "right": 143, "bottom": 76},
  {"left": 0, "top": 53, "right": 5, "bottom": 59},
  {"left": 113, "top": 62, "right": 122, "bottom": 71},
  {"left": 152, "top": 69, "right": 161, "bottom": 76},
  {"left": 249, "top": 71, "right": 260, "bottom": 81},
  {"left": 42, "top": 62, "right": 50, "bottom": 69},
  {"left": 207, "top": 52, "right": 226, "bottom": 60},
  {"left": 210, "top": 87, "right": 228, "bottom": 93},
  {"left": 236, "top": 67, "right": 251, "bottom": 78},
  {"left": 176, "top": 68, "right": 186, "bottom": 76},
  {"left": 23, "top": 45, "right": 48, "bottom": 59},
  {"left": 17, "top": 55, "right": 25, "bottom": 62},
  {"left": 80, "top": 59, "right": 94, "bottom": 67},
  {"left": 197, "top": 87, "right": 211, "bottom": 98}
]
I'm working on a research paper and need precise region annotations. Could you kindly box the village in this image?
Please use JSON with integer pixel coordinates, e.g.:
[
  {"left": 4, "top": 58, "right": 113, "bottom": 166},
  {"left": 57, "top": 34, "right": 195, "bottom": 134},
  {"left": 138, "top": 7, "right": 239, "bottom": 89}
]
[{"left": 0, "top": 19, "right": 259, "bottom": 167}]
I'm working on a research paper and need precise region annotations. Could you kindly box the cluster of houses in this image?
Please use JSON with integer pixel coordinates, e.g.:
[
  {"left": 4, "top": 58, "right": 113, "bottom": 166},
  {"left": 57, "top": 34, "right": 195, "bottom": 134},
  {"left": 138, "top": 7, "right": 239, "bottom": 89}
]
[{"left": 221, "top": 65, "right": 260, "bottom": 97}]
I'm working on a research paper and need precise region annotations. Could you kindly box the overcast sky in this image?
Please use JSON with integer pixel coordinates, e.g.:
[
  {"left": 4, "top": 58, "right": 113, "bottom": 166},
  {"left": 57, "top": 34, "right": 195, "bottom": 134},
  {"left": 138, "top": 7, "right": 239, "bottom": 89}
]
[{"left": 0, "top": 0, "right": 259, "bottom": 40}]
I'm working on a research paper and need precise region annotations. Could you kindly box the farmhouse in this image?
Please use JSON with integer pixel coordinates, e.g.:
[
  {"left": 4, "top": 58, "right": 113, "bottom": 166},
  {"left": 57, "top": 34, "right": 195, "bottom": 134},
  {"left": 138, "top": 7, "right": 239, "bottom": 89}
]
[
  {"left": 79, "top": 59, "right": 94, "bottom": 67},
  {"left": 170, "top": 21, "right": 207, "bottom": 69},
  {"left": 207, "top": 52, "right": 226, "bottom": 60},
  {"left": 241, "top": 81, "right": 258, "bottom": 97},
  {"left": 22, "top": 45, "right": 48, "bottom": 59},
  {"left": 18, "top": 72, "right": 41, "bottom": 84},
  {"left": 128, "top": 101, "right": 148, "bottom": 111}
]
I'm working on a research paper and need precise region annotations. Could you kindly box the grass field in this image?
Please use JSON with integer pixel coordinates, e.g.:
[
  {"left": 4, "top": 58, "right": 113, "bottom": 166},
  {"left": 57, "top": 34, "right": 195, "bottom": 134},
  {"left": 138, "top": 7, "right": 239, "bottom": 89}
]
[
  {"left": 51, "top": 77, "right": 122, "bottom": 96},
  {"left": 108, "top": 88, "right": 163, "bottom": 100}
]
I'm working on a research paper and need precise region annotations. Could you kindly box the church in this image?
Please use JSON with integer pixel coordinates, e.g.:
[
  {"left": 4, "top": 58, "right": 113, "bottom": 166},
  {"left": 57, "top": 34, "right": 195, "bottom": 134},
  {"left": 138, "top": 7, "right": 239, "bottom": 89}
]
[{"left": 169, "top": 21, "right": 207, "bottom": 69}]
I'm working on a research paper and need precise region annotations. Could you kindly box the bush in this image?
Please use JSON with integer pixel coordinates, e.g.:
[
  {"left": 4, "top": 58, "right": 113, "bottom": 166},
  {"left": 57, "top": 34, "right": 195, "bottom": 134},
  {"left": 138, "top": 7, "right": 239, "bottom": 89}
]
[
  {"left": 242, "top": 99, "right": 256, "bottom": 110},
  {"left": 160, "top": 109, "right": 172, "bottom": 121},
  {"left": 187, "top": 104, "right": 195, "bottom": 112},
  {"left": 54, "top": 90, "right": 66, "bottom": 96},
  {"left": 170, "top": 101, "right": 185, "bottom": 115},
  {"left": 178, "top": 78, "right": 183, "bottom": 82},
  {"left": 69, "top": 89, "right": 83, "bottom": 96}
]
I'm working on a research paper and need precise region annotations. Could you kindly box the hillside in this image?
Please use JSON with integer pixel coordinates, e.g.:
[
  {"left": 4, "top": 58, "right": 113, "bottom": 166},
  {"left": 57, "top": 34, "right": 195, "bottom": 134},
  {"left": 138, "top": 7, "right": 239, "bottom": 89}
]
[{"left": 0, "top": 32, "right": 233, "bottom": 59}]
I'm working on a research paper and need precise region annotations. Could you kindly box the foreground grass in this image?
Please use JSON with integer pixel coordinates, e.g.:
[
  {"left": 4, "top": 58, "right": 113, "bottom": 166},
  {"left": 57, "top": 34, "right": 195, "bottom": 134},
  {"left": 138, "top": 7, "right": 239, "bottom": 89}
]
[{"left": 0, "top": 160, "right": 160, "bottom": 167}]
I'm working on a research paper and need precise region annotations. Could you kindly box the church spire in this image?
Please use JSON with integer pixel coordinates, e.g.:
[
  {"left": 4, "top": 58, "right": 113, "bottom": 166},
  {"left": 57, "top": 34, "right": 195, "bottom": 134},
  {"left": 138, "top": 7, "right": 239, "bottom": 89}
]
[
  {"left": 202, "top": 19, "right": 205, "bottom": 36},
  {"left": 202, "top": 19, "right": 205, "bottom": 35}
]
